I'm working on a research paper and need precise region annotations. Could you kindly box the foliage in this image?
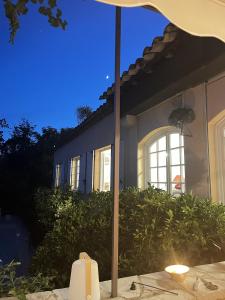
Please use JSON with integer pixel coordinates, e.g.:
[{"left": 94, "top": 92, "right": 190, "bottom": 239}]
[
  {"left": 0, "top": 119, "right": 76, "bottom": 246},
  {"left": 3, "top": 0, "right": 67, "bottom": 44},
  {"left": 76, "top": 106, "right": 93, "bottom": 124},
  {"left": 0, "top": 118, "right": 8, "bottom": 153},
  {"left": 119, "top": 189, "right": 225, "bottom": 277},
  {"left": 34, "top": 187, "right": 76, "bottom": 233},
  {"left": 32, "top": 189, "right": 112, "bottom": 286},
  {"left": 168, "top": 107, "right": 195, "bottom": 135},
  {"left": 0, "top": 260, "right": 53, "bottom": 300},
  {"left": 0, "top": 119, "right": 8, "bottom": 128},
  {"left": 31, "top": 187, "right": 225, "bottom": 288},
  {"left": 2, "top": 119, "right": 38, "bottom": 155}
]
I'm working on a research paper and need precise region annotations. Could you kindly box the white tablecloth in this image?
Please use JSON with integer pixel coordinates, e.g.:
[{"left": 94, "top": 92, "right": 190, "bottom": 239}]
[
  {"left": 99, "top": 261, "right": 225, "bottom": 299},
  {"left": 24, "top": 261, "right": 225, "bottom": 300}
]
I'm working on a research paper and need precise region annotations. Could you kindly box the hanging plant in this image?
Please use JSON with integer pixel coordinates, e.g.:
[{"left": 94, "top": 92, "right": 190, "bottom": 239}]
[{"left": 168, "top": 107, "right": 195, "bottom": 136}]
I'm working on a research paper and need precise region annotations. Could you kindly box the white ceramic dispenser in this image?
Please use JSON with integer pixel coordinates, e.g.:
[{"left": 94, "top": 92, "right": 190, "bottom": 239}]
[{"left": 68, "top": 252, "right": 100, "bottom": 300}]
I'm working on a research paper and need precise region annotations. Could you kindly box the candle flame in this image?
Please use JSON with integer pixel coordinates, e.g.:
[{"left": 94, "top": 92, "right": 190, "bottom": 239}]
[{"left": 165, "top": 264, "right": 189, "bottom": 275}]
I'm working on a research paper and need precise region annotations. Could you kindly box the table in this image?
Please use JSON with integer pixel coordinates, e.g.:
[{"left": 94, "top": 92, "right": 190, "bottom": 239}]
[
  {"left": 23, "top": 261, "right": 225, "bottom": 300},
  {"left": 99, "top": 261, "right": 225, "bottom": 299}
]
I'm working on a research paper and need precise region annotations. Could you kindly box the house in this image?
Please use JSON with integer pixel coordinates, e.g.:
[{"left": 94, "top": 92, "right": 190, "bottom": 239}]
[{"left": 54, "top": 23, "right": 225, "bottom": 203}]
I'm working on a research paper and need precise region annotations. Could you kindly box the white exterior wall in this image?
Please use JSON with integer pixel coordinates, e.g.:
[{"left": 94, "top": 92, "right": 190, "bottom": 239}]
[
  {"left": 135, "top": 84, "right": 209, "bottom": 197},
  {"left": 54, "top": 72, "right": 225, "bottom": 200},
  {"left": 54, "top": 114, "right": 115, "bottom": 192},
  {"left": 207, "top": 73, "right": 225, "bottom": 202}
]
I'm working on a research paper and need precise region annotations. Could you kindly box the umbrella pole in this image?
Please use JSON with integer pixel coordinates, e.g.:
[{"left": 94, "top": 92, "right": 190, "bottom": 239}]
[{"left": 112, "top": 6, "right": 121, "bottom": 298}]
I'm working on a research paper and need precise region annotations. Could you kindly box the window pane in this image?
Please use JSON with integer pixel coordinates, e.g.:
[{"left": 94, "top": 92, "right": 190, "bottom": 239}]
[
  {"left": 151, "top": 182, "right": 158, "bottom": 188},
  {"left": 181, "top": 183, "right": 185, "bottom": 193},
  {"left": 55, "top": 164, "right": 61, "bottom": 187},
  {"left": 76, "top": 158, "right": 80, "bottom": 189},
  {"left": 181, "top": 147, "right": 185, "bottom": 164},
  {"left": 181, "top": 165, "right": 185, "bottom": 182},
  {"left": 150, "top": 153, "right": 157, "bottom": 167},
  {"left": 171, "top": 166, "right": 181, "bottom": 183},
  {"left": 150, "top": 142, "right": 157, "bottom": 153},
  {"left": 170, "top": 148, "right": 180, "bottom": 165},
  {"left": 100, "top": 149, "right": 111, "bottom": 191},
  {"left": 150, "top": 168, "right": 157, "bottom": 182},
  {"left": 170, "top": 133, "right": 180, "bottom": 148},
  {"left": 171, "top": 183, "right": 182, "bottom": 195},
  {"left": 181, "top": 135, "right": 184, "bottom": 146},
  {"left": 70, "top": 157, "right": 80, "bottom": 190},
  {"left": 158, "top": 183, "right": 167, "bottom": 191},
  {"left": 158, "top": 151, "right": 167, "bottom": 166},
  {"left": 158, "top": 167, "right": 167, "bottom": 182},
  {"left": 70, "top": 160, "right": 75, "bottom": 189},
  {"left": 158, "top": 136, "right": 166, "bottom": 151}
]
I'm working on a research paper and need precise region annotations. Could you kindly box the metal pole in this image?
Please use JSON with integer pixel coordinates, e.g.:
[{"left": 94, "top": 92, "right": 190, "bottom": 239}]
[{"left": 111, "top": 6, "right": 121, "bottom": 298}]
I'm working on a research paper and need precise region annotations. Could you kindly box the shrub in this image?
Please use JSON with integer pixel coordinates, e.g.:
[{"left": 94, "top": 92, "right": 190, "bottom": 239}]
[
  {"left": 32, "top": 190, "right": 112, "bottom": 286},
  {"left": 31, "top": 187, "right": 225, "bottom": 288},
  {"left": 119, "top": 189, "right": 225, "bottom": 276},
  {"left": 34, "top": 186, "right": 77, "bottom": 233},
  {"left": 0, "top": 261, "right": 53, "bottom": 300}
]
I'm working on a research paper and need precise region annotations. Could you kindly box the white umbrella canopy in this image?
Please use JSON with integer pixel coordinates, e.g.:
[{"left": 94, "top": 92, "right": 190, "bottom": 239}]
[{"left": 96, "top": 0, "right": 225, "bottom": 42}]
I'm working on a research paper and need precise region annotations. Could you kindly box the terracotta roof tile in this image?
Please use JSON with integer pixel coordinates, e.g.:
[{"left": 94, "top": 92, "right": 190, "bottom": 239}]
[{"left": 99, "top": 23, "right": 179, "bottom": 100}]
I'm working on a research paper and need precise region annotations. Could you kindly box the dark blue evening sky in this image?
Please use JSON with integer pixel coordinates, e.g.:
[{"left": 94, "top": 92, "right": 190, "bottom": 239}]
[{"left": 0, "top": 0, "right": 168, "bottom": 133}]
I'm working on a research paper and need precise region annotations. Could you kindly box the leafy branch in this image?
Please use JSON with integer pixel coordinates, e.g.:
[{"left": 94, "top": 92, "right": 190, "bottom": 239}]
[
  {"left": 3, "top": 0, "right": 67, "bottom": 43},
  {"left": 76, "top": 106, "right": 93, "bottom": 124},
  {"left": 0, "top": 260, "right": 54, "bottom": 300}
]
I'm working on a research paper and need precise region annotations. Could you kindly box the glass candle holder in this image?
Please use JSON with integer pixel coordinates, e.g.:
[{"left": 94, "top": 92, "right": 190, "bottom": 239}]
[{"left": 165, "top": 264, "right": 189, "bottom": 282}]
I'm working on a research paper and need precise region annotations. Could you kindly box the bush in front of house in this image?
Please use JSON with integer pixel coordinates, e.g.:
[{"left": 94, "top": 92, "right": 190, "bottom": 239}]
[
  {"left": 0, "top": 261, "right": 54, "bottom": 300},
  {"left": 32, "top": 189, "right": 112, "bottom": 286},
  {"left": 31, "top": 187, "right": 225, "bottom": 288}
]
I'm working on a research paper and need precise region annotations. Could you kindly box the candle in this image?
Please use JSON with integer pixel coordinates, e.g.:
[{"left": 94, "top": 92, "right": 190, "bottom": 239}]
[{"left": 165, "top": 265, "right": 189, "bottom": 282}]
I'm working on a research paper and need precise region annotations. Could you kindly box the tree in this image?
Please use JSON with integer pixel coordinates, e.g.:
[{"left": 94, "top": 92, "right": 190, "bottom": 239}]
[
  {"left": 0, "top": 120, "right": 39, "bottom": 221},
  {"left": 2, "top": 119, "right": 38, "bottom": 154},
  {"left": 3, "top": 0, "right": 67, "bottom": 43},
  {"left": 76, "top": 106, "right": 93, "bottom": 124},
  {"left": 0, "top": 119, "right": 77, "bottom": 245},
  {"left": 0, "top": 119, "right": 8, "bottom": 153}
]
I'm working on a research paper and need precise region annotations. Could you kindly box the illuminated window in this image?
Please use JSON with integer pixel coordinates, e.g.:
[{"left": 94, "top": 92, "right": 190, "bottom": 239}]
[
  {"left": 70, "top": 157, "right": 80, "bottom": 190},
  {"left": 99, "top": 148, "right": 111, "bottom": 191},
  {"left": 146, "top": 132, "right": 185, "bottom": 194},
  {"left": 55, "top": 164, "right": 62, "bottom": 187}
]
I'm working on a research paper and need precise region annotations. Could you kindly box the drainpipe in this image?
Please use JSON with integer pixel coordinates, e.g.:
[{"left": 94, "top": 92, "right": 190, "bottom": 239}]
[{"left": 204, "top": 81, "right": 212, "bottom": 199}]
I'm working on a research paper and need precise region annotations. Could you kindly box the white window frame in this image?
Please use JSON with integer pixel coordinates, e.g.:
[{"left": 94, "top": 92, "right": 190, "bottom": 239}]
[
  {"left": 99, "top": 147, "right": 111, "bottom": 192},
  {"left": 93, "top": 146, "right": 111, "bottom": 191},
  {"left": 144, "top": 129, "right": 185, "bottom": 194},
  {"left": 55, "top": 163, "right": 62, "bottom": 188},
  {"left": 70, "top": 156, "right": 80, "bottom": 190}
]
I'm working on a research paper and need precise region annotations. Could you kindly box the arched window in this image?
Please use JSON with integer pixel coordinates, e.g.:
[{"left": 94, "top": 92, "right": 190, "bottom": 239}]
[{"left": 145, "top": 131, "right": 185, "bottom": 195}]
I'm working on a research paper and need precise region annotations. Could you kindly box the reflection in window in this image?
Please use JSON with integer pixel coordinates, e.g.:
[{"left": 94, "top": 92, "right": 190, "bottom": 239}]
[
  {"left": 100, "top": 148, "right": 111, "bottom": 191},
  {"left": 55, "top": 164, "right": 62, "bottom": 188},
  {"left": 148, "top": 132, "right": 185, "bottom": 195},
  {"left": 70, "top": 157, "right": 80, "bottom": 190}
]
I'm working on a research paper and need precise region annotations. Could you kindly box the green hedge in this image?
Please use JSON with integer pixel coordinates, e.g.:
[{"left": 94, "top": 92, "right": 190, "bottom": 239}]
[{"left": 31, "top": 187, "right": 225, "bottom": 288}]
